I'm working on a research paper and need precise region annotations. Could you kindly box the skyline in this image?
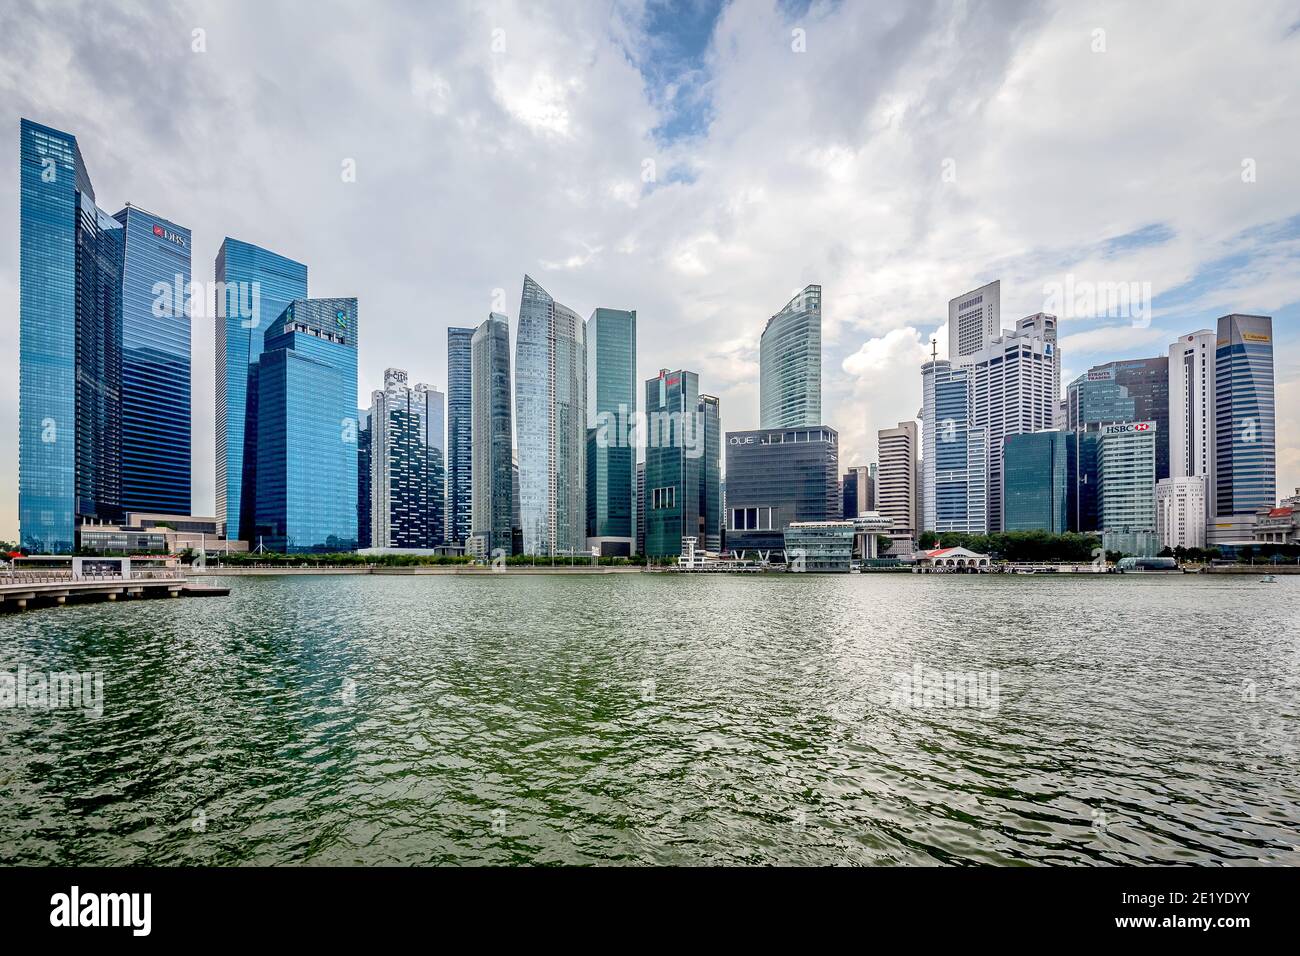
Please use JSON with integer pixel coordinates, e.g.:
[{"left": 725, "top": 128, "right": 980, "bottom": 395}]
[{"left": 3, "top": 0, "right": 1300, "bottom": 539}]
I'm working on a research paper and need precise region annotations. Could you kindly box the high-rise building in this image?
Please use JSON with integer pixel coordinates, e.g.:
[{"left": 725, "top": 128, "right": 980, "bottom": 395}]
[
  {"left": 585, "top": 307, "right": 636, "bottom": 556},
  {"left": 921, "top": 360, "right": 988, "bottom": 534},
  {"left": 113, "top": 204, "right": 191, "bottom": 516},
  {"left": 968, "top": 312, "right": 1060, "bottom": 530},
  {"left": 446, "top": 326, "right": 474, "bottom": 545},
  {"left": 253, "top": 297, "right": 358, "bottom": 553},
  {"left": 759, "top": 284, "right": 821, "bottom": 428},
  {"left": 19, "top": 119, "right": 125, "bottom": 552},
  {"left": 471, "top": 313, "right": 514, "bottom": 556},
  {"left": 877, "top": 421, "right": 918, "bottom": 548},
  {"left": 644, "top": 369, "right": 701, "bottom": 557},
  {"left": 1065, "top": 373, "right": 1137, "bottom": 532},
  {"left": 367, "top": 369, "right": 443, "bottom": 549},
  {"left": 724, "top": 425, "right": 839, "bottom": 555},
  {"left": 948, "top": 280, "right": 1000, "bottom": 364},
  {"left": 215, "top": 238, "right": 308, "bottom": 541},
  {"left": 1098, "top": 421, "right": 1157, "bottom": 535},
  {"left": 1211, "top": 314, "right": 1275, "bottom": 545},
  {"left": 515, "top": 275, "right": 586, "bottom": 555},
  {"left": 1157, "top": 476, "right": 1207, "bottom": 550},
  {"left": 1085, "top": 357, "right": 1169, "bottom": 481},
  {"left": 842, "top": 466, "right": 869, "bottom": 519},
  {"left": 1003, "top": 430, "right": 1069, "bottom": 533},
  {"left": 357, "top": 408, "right": 371, "bottom": 549},
  {"left": 1168, "top": 330, "right": 1216, "bottom": 488},
  {"left": 697, "top": 393, "right": 722, "bottom": 552},
  {"left": 635, "top": 459, "right": 646, "bottom": 556}
]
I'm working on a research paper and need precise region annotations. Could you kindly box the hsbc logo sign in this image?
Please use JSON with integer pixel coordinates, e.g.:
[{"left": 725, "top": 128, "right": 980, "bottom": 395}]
[
  {"left": 152, "top": 223, "right": 187, "bottom": 248},
  {"left": 1102, "top": 420, "right": 1157, "bottom": 436}
]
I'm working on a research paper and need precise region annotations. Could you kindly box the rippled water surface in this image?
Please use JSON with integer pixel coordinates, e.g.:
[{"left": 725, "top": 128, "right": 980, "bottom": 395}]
[{"left": 2, "top": 572, "right": 1298, "bottom": 865}]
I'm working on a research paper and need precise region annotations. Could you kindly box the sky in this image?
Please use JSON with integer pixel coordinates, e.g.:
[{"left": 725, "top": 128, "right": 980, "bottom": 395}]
[{"left": 0, "top": 0, "right": 1298, "bottom": 540}]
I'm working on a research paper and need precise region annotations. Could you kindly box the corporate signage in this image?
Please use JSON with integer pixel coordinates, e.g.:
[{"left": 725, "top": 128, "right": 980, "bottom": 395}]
[
  {"left": 152, "top": 223, "right": 187, "bottom": 248},
  {"left": 1101, "top": 420, "right": 1157, "bottom": 436},
  {"left": 1087, "top": 368, "right": 1115, "bottom": 382}
]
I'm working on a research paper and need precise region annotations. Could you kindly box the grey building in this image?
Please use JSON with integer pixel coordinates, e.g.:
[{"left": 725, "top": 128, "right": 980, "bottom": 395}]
[{"left": 725, "top": 425, "right": 839, "bottom": 556}]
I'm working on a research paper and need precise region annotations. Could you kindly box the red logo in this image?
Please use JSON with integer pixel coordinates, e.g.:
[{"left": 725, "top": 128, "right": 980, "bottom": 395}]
[
  {"left": 1135, "top": 422, "right": 1151, "bottom": 431},
  {"left": 153, "top": 224, "right": 164, "bottom": 238}
]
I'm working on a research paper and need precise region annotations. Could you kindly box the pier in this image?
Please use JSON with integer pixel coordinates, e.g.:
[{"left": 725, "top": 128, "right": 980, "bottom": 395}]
[{"left": 0, "top": 556, "right": 228, "bottom": 613}]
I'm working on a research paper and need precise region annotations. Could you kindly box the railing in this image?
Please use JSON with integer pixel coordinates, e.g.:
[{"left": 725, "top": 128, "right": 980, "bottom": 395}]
[{"left": 0, "top": 569, "right": 183, "bottom": 585}]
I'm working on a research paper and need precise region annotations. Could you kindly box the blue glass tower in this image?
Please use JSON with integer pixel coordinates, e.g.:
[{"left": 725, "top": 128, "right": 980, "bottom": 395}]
[
  {"left": 253, "top": 298, "right": 359, "bottom": 553},
  {"left": 446, "top": 327, "right": 474, "bottom": 545},
  {"left": 644, "top": 369, "right": 701, "bottom": 557},
  {"left": 215, "top": 238, "right": 308, "bottom": 540},
  {"left": 1213, "top": 314, "right": 1275, "bottom": 542},
  {"left": 1003, "top": 431, "right": 1069, "bottom": 533},
  {"left": 19, "top": 119, "right": 124, "bottom": 553},
  {"left": 113, "top": 205, "right": 191, "bottom": 516}
]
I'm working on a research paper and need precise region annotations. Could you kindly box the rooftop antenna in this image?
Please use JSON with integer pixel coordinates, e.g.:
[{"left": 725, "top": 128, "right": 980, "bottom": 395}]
[{"left": 931, "top": 337, "right": 938, "bottom": 361}]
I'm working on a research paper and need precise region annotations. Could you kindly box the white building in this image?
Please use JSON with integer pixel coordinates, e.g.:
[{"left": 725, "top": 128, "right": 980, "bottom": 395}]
[
  {"left": 1156, "top": 476, "right": 1207, "bottom": 550},
  {"left": 1099, "top": 421, "right": 1157, "bottom": 533},
  {"left": 1168, "top": 330, "right": 1215, "bottom": 523},
  {"left": 948, "top": 280, "right": 1001, "bottom": 364}
]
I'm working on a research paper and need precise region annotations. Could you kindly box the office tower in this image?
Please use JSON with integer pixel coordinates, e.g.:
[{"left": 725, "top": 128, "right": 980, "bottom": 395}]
[
  {"left": 643, "top": 369, "right": 702, "bottom": 557},
  {"left": 1157, "top": 477, "right": 1207, "bottom": 550},
  {"left": 446, "top": 326, "right": 474, "bottom": 545},
  {"left": 1064, "top": 374, "right": 1136, "bottom": 533},
  {"left": 921, "top": 359, "right": 989, "bottom": 534},
  {"left": 515, "top": 275, "right": 586, "bottom": 555},
  {"left": 253, "top": 298, "right": 359, "bottom": 553},
  {"left": 367, "top": 369, "right": 443, "bottom": 549},
  {"left": 1168, "top": 329, "right": 1215, "bottom": 490},
  {"left": 357, "top": 408, "right": 371, "bottom": 549},
  {"left": 585, "top": 307, "right": 636, "bottom": 556},
  {"left": 1212, "top": 314, "right": 1275, "bottom": 545},
  {"left": 1098, "top": 421, "right": 1157, "bottom": 534},
  {"left": 724, "top": 425, "right": 839, "bottom": 555},
  {"left": 1003, "top": 431, "right": 1069, "bottom": 533},
  {"left": 423, "top": 384, "right": 446, "bottom": 547},
  {"left": 842, "top": 466, "right": 869, "bottom": 519},
  {"left": 19, "top": 119, "right": 125, "bottom": 552},
  {"left": 635, "top": 459, "right": 646, "bottom": 556},
  {"left": 113, "top": 205, "right": 191, "bottom": 516},
  {"left": 215, "top": 238, "right": 308, "bottom": 541},
  {"left": 968, "top": 312, "right": 1060, "bottom": 530},
  {"left": 759, "top": 284, "right": 822, "bottom": 428},
  {"left": 471, "top": 313, "right": 514, "bottom": 555},
  {"left": 1085, "top": 357, "right": 1170, "bottom": 481},
  {"left": 878, "top": 421, "right": 918, "bottom": 548},
  {"left": 698, "top": 393, "right": 722, "bottom": 551},
  {"left": 948, "top": 280, "right": 1000, "bottom": 364}
]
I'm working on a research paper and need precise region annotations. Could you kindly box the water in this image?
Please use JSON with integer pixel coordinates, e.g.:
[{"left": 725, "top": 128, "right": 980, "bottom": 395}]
[{"left": 1, "top": 572, "right": 1298, "bottom": 866}]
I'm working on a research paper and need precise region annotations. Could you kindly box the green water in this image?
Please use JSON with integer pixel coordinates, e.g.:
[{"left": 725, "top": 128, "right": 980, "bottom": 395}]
[{"left": 1, "top": 572, "right": 1297, "bottom": 865}]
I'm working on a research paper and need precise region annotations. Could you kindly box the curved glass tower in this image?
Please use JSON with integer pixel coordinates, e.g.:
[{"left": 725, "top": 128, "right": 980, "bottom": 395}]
[
  {"left": 515, "top": 276, "right": 586, "bottom": 555},
  {"left": 759, "top": 284, "right": 821, "bottom": 428}
]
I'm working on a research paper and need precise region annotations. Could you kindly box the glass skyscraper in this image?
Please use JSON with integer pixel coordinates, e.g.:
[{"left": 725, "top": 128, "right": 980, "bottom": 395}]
[
  {"left": 759, "top": 284, "right": 822, "bottom": 428},
  {"left": 446, "top": 326, "right": 474, "bottom": 545},
  {"left": 253, "top": 297, "right": 359, "bottom": 553},
  {"left": 698, "top": 393, "right": 722, "bottom": 552},
  {"left": 1212, "top": 314, "right": 1275, "bottom": 543},
  {"left": 1084, "top": 357, "right": 1170, "bottom": 481},
  {"left": 1003, "top": 430, "right": 1069, "bottom": 533},
  {"left": 585, "top": 307, "right": 636, "bottom": 556},
  {"left": 113, "top": 205, "right": 191, "bottom": 516},
  {"left": 724, "top": 425, "right": 839, "bottom": 555},
  {"left": 471, "top": 313, "right": 514, "bottom": 555},
  {"left": 515, "top": 275, "right": 586, "bottom": 555},
  {"left": 644, "top": 369, "right": 701, "bottom": 558},
  {"left": 1065, "top": 374, "right": 1137, "bottom": 533},
  {"left": 921, "top": 359, "right": 988, "bottom": 534},
  {"left": 215, "top": 238, "right": 308, "bottom": 541},
  {"left": 19, "top": 119, "right": 124, "bottom": 553}
]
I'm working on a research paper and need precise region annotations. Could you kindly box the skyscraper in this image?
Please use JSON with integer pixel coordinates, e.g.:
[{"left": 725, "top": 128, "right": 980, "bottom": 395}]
[
  {"left": 877, "top": 421, "right": 918, "bottom": 549},
  {"left": 725, "top": 425, "right": 839, "bottom": 555},
  {"left": 1003, "top": 430, "right": 1069, "bottom": 533},
  {"left": 697, "top": 393, "right": 722, "bottom": 552},
  {"left": 357, "top": 408, "right": 371, "bottom": 549},
  {"left": 635, "top": 459, "right": 646, "bottom": 556},
  {"left": 113, "top": 205, "right": 191, "bottom": 516},
  {"left": 215, "top": 238, "right": 307, "bottom": 541},
  {"left": 759, "top": 284, "right": 822, "bottom": 428},
  {"left": 1211, "top": 314, "right": 1275, "bottom": 544},
  {"left": 948, "top": 280, "right": 1001, "bottom": 364},
  {"left": 446, "top": 326, "right": 474, "bottom": 545},
  {"left": 253, "top": 297, "right": 358, "bottom": 553},
  {"left": 367, "top": 368, "right": 443, "bottom": 549},
  {"left": 921, "top": 359, "right": 988, "bottom": 534},
  {"left": 1085, "top": 357, "right": 1170, "bottom": 481},
  {"left": 644, "top": 369, "right": 701, "bottom": 558},
  {"left": 1169, "top": 330, "right": 1216, "bottom": 486},
  {"left": 1098, "top": 421, "right": 1157, "bottom": 536},
  {"left": 19, "top": 119, "right": 124, "bottom": 553},
  {"left": 842, "top": 465, "right": 870, "bottom": 519},
  {"left": 585, "top": 307, "right": 636, "bottom": 556},
  {"left": 471, "top": 313, "right": 514, "bottom": 556},
  {"left": 1065, "top": 372, "right": 1137, "bottom": 532},
  {"left": 515, "top": 275, "right": 586, "bottom": 555}
]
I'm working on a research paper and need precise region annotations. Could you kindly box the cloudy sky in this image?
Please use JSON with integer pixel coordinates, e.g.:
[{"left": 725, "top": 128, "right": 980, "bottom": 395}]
[{"left": 1, "top": 0, "right": 1298, "bottom": 538}]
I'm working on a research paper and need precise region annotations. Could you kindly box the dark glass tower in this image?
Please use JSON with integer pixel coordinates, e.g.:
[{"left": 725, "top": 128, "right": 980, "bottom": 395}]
[
  {"left": 215, "top": 238, "right": 308, "bottom": 541},
  {"left": 446, "top": 326, "right": 474, "bottom": 545},
  {"left": 1065, "top": 374, "right": 1137, "bottom": 532},
  {"left": 471, "top": 313, "right": 514, "bottom": 554},
  {"left": 585, "top": 307, "right": 636, "bottom": 555},
  {"left": 643, "top": 369, "right": 701, "bottom": 557},
  {"left": 698, "top": 393, "right": 722, "bottom": 551},
  {"left": 1003, "top": 431, "right": 1069, "bottom": 533},
  {"left": 19, "top": 119, "right": 124, "bottom": 552},
  {"left": 113, "top": 205, "right": 191, "bottom": 515}
]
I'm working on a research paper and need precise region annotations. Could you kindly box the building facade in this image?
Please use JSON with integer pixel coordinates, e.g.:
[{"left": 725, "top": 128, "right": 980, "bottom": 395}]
[
  {"left": 253, "top": 297, "right": 359, "bottom": 553},
  {"left": 367, "top": 368, "right": 444, "bottom": 549},
  {"left": 697, "top": 394, "right": 722, "bottom": 552},
  {"left": 515, "top": 275, "right": 586, "bottom": 555},
  {"left": 1065, "top": 373, "right": 1137, "bottom": 532},
  {"left": 759, "top": 284, "right": 822, "bottom": 428},
  {"left": 446, "top": 326, "right": 474, "bottom": 545},
  {"left": 948, "top": 280, "right": 1000, "bottom": 364},
  {"left": 1211, "top": 314, "right": 1275, "bottom": 545},
  {"left": 1098, "top": 421, "right": 1157, "bottom": 536},
  {"left": 1156, "top": 476, "right": 1207, "bottom": 551},
  {"left": 725, "top": 425, "right": 839, "bottom": 555},
  {"left": 1003, "top": 430, "right": 1069, "bottom": 533},
  {"left": 113, "top": 204, "right": 191, "bottom": 516},
  {"left": 1085, "top": 357, "right": 1170, "bottom": 482},
  {"left": 877, "top": 421, "right": 918, "bottom": 549},
  {"left": 1168, "top": 329, "right": 1215, "bottom": 492},
  {"left": 471, "top": 313, "right": 515, "bottom": 555},
  {"left": 215, "top": 238, "right": 308, "bottom": 541},
  {"left": 643, "top": 369, "right": 701, "bottom": 558},
  {"left": 921, "top": 360, "right": 988, "bottom": 534},
  {"left": 585, "top": 307, "right": 636, "bottom": 556}
]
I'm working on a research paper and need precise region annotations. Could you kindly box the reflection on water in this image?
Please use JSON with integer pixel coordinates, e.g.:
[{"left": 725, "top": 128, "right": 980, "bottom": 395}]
[{"left": 1, "top": 573, "right": 1298, "bottom": 865}]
